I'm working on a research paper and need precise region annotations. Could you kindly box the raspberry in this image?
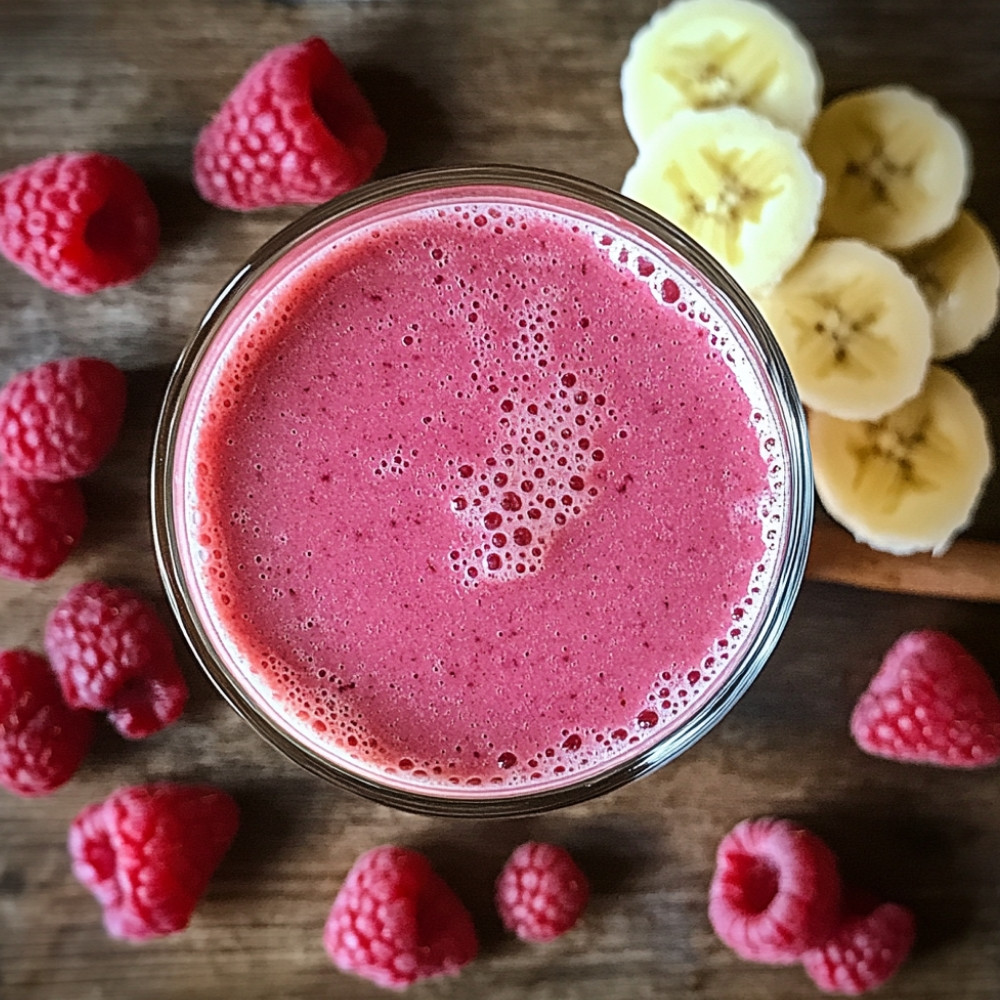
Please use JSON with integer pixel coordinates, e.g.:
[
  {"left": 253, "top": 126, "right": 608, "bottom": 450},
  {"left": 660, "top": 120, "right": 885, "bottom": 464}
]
[
  {"left": 0, "top": 152, "right": 159, "bottom": 295},
  {"left": 193, "top": 37, "right": 387, "bottom": 210},
  {"left": 0, "top": 358, "right": 127, "bottom": 482},
  {"left": 495, "top": 842, "right": 589, "bottom": 942},
  {"left": 0, "top": 466, "right": 86, "bottom": 580},
  {"left": 802, "top": 888, "right": 916, "bottom": 995},
  {"left": 851, "top": 630, "right": 1000, "bottom": 767},
  {"left": 709, "top": 817, "right": 841, "bottom": 964},
  {"left": 0, "top": 649, "right": 93, "bottom": 796},
  {"left": 44, "top": 581, "right": 188, "bottom": 739},
  {"left": 69, "top": 783, "right": 239, "bottom": 941},
  {"left": 324, "top": 845, "right": 478, "bottom": 989}
]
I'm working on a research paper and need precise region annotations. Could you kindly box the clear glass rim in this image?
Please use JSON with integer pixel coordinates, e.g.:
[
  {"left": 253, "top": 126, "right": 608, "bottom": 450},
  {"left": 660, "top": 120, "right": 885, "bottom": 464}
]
[{"left": 151, "top": 164, "right": 814, "bottom": 818}]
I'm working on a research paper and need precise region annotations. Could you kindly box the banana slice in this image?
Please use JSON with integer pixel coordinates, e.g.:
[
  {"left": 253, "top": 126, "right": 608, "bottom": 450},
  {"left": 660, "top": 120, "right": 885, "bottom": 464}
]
[
  {"left": 808, "top": 86, "right": 971, "bottom": 251},
  {"left": 898, "top": 211, "right": 1000, "bottom": 359},
  {"left": 757, "top": 239, "right": 932, "bottom": 420},
  {"left": 620, "top": 0, "right": 822, "bottom": 148},
  {"left": 810, "top": 366, "right": 993, "bottom": 555},
  {"left": 622, "top": 107, "right": 824, "bottom": 292}
]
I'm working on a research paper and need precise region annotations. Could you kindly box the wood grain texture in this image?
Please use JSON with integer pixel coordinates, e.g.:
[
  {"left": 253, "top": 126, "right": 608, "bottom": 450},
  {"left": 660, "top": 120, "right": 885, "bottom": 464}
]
[
  {"left": 807, "top": 521, "right": 1000, "bottom": 603},
  {"left": 1, "top": 1, "right": 999, "bottom": 998}
]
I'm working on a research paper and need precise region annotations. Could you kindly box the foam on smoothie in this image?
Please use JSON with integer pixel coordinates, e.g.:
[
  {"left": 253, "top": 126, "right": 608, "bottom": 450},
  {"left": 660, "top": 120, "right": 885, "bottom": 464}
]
[{"left": 184, "top": 198, "right": 786, "bottom": 791}]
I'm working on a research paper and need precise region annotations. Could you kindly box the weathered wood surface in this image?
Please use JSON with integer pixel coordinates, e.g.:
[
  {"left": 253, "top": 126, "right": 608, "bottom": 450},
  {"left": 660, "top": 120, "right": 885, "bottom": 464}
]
[{"left": 1, "top": 1, "right": 999, "bottom": 998}]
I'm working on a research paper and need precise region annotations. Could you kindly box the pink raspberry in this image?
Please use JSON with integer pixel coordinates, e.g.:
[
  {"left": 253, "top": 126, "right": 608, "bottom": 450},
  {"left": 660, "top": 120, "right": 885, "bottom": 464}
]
[
  {"left": 495, "top": 842, "right": 589, "bottom": 942},
  {"left": 0, "top": 466, "right": 86, "bottom": 580},
  {"left": 69, "top": 783, "right": 239, "bottom": 941},
  {"left": 44, "top": 581, "right": 188, "bottom": 739},
  {"left": 0, "top": 649, "right": 93, "bottom": 796},
  {"left": 0, "top": 152, "right": 159, "bottom": 295},
  {"left": 0, "top": 358, "right": 127, "bottom": 482},
  {"left": 193, "top": 37, "right": 386, "bottom": 211},
  {"left": 802, "top": 888, "right": 916, "bottom": 995},
  {"left": 709, "top": 817, "right": 841, "bottom": 964},
  {"left": 324, "top": 845, "right": 478, "bottom": 989},
  {"left": 851, "top": 630, "right": 1000, "bottom": 767}
]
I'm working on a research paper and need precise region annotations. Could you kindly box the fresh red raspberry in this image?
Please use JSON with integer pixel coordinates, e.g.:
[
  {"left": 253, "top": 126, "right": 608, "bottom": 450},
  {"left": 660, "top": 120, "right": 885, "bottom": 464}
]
[
  {"left": 709, "top": 817, "right": 841, "bottom": 964},
  {"left": 324, "top": 845, "right": 478, "bottom": 989},
  {"left": 495, "top": 841, "right": 589, "bottom": 942},
  {"left": 69, "top": 783, "right": 239, "bottom": 941},
  {"left": 193, "top": 37, "right": 386, "bottom": 211},
  {"left": 851, "top": 630, "right": 1000, "bottom": 767},
  {"left": 44, "top": 581, "right": 188, "bottom": 739},
  {"left": 0, "top": 466, "right": 86, "bottom": 580},
  {"left": 0, "top": 152, "right": 159, "bottom": 295},
  {"left": 802, "top": 888, "right": 916, "bottom": 995},
  {"left": 0, "top": 358, "right": 127, "bottom": 482},
  {"left": 0, "top": 649, "right": 93, "bottom": 796}
]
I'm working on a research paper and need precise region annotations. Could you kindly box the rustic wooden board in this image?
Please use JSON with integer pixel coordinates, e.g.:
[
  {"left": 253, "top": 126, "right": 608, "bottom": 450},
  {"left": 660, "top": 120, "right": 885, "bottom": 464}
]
[
  {"left": 1, "top": 1, "right": 999, "bottom": 998},
  {"left": 807, "top": 522, "right": 1000, "bottom": 603}
]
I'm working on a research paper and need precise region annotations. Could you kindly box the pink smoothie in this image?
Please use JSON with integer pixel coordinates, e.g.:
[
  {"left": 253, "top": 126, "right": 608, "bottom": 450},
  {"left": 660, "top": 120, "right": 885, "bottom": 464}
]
[{"left": 182, "top": 192, "right": 785, "bottom": 792}]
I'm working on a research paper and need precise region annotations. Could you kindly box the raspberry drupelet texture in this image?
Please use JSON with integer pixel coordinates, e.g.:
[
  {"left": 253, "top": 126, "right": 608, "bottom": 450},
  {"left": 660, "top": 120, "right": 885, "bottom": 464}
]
[
  {"left": 495, "top": 842, "right": 590, "bottom": 942},
  {"left": 0, "top": 649, "right": 93, "bottom": 796},
  {"left": 0, "top": 358, "right": 127, "bottom": 482},
  {"left": 708, "top": 817, "right": 841, "bottom": 964},
  {"left": 193, "top": 37, "right": 387, "bottom": 210},
  {"left": 851, "top": 630, "right": 1000, "bottom": 767},
  {"left": 0, "top": 152, "right": 159, "bottom": 295},
  {"left": 324, "top": 845, "right": 478, "bottom": 990},
  {"left": 802, "top": 888, "right": 916, "bottom": 995},
  {"left": 0, "top": 466, "right": 86, "bottom": 580},
  {"left": 69, "top": 783, "right": 239, "bottom": 941},
  {"left": 44, "top": 581, "right": 188, "bottom": 739}
]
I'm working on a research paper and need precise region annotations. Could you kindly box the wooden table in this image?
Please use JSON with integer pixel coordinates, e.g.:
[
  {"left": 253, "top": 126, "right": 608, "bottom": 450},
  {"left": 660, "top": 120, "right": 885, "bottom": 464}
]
[{"left": 2, "top": 1, "right": 999, "bottom": 997}]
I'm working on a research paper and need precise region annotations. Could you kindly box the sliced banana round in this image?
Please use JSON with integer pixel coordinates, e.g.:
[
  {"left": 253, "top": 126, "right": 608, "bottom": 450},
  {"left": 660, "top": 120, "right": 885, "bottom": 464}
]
[
  {"left": 898, "top": 210, "right": 1000, "bottom": 359},
  {"left": 757, "top": 239, "right": 932, "bottom": 420},
  {"left": 808, "top": 86, "right": 971, "bottom": 251},
  {"left": 622, "top": 107, "right": 824, "bottom": 292},
  {"left": 810, "top": 365, "right": 993, "bottom": 555},
  {"left": 620, "top": 0, "right": 823, "bottom": 147}
]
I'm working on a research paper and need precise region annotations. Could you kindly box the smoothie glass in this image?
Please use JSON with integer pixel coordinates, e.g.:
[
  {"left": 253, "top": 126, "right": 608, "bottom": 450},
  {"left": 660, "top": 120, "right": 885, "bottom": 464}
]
[{"left": 152, "top": 165, "right": 813, "bottom": 817}]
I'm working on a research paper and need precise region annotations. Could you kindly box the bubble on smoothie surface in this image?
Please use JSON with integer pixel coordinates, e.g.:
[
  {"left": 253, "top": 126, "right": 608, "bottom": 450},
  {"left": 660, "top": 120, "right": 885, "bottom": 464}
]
[{"left": 444, "top": 362, "right": 624, "bottom": 584}]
